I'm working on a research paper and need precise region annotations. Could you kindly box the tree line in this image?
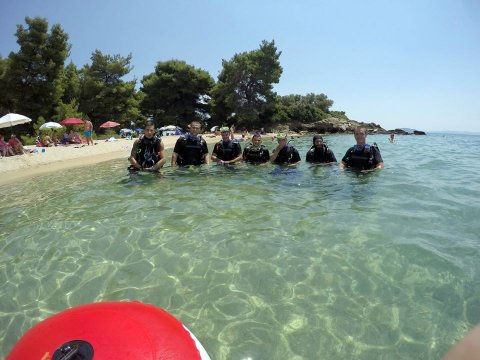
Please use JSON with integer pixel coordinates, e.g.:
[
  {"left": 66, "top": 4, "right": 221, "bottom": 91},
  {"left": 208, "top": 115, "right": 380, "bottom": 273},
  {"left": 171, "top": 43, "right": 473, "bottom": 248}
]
[{"left": 0, "top": 17, "right": 349, "bottom": 134}]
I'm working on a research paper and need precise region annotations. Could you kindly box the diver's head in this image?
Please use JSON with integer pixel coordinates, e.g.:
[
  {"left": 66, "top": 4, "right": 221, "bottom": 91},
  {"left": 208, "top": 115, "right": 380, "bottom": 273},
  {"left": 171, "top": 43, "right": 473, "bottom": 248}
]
[
  {"left": 144, "top": 120, "right": 155, "bottom": 139},
  {"left": 189, "top": 121, "right": 202, "bottom": 136},
  {"left": 354, "top": 126, "right": 367, "bottom": 145},
  {"left": 251, "top": 132, "right": 262, "bottom": 147},
  {"left": 276, "top": 132, "right": 288, "bottom": 145},
  {"left": 313, "top": 134, "right": 324, "bottom": 148},
  {"left": 220, "top": 127, "right": 230, "bottom": 141}
]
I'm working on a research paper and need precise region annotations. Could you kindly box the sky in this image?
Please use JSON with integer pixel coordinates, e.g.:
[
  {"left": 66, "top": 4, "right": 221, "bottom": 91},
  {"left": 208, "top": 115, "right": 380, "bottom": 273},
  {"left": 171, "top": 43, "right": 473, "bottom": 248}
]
[{"left": 1, "top": 0, "right": 479, "bottom": 132}]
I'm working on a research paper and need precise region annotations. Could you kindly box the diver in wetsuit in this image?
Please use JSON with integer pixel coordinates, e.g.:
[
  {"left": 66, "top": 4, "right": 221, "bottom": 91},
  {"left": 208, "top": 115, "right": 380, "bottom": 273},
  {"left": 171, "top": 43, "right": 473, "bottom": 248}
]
[
  {"left": 171, "top": 121, "right": 210, "bottom": 166},
  {"left": 129, "top": 120, "right": 166, "bottom": 171},
  {"left": 340, "top": 126, "right": 384, "bottom": 171},
  {"left": 211, "top": 127, "right": 243, "bottom": 165},
  {"left": 305, "top": 134, "right": 337, "bottom": 164},
  {"left": 270, "top": 133, "right": 301, "bottom": 165},
  {"left": 243, "top": 132, "right": 270, "bottom": 164}
]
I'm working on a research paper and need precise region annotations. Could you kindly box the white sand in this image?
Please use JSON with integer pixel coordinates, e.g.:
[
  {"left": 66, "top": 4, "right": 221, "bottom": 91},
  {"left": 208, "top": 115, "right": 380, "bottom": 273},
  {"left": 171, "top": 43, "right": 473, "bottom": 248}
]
[{"left": 0, "top": 134, "right": 274, "bottom": 186}]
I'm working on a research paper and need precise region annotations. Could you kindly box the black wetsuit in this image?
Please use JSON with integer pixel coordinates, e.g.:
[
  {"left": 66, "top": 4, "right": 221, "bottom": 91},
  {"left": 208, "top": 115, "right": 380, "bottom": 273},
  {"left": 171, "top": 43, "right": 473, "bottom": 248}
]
[
  {"left": 212, "top": 140, "right": 242, "bottom": 161},
  {"left": 341, "top": 144, "right": 383, "bottom": 170},
  {"left": 243, "top": 144, "right": 270, "bottom": 164},
  {"left": 173, "top": 134, "right": 209, "bottom": 166},
  {"left": 305, "top": 145, "right": 337, "bottom": 164},
  {"left": 273, "top": 145, "right": 301, "bottom": 165},
  {"left": 131, "top": 135, "right": 161, "bottom": 169}
]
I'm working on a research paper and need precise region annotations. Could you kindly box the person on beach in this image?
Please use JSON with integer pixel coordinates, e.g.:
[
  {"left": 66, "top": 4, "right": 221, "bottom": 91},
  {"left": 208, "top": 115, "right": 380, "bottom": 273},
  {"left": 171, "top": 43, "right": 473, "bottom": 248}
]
[
  {"left": 243, "top": 132, "right": 270, "bottom": 164},
  {"left": 0, "top": 135, "right": 16, "bottom": 156},
  {"left": 340, "top": 126, "right": 384, "bottom": 171},
  {"left": 171, "top": 121, "right": 210, "bottom": 166},
  {"left": 305, "top": 134, "right": 337, "bottom": 164},
  {"left": 270, "top": 133, "right": 301, "bottom": 165},
  {"left": 84, "top": 119, "right": 94, "bottom": 146},
  {"left": 129, "top": 120, "right": 166, "bottom": 171},
  {"left": 8, "top": 134, "right": 27, "bottom": 155},
  {"left": 211, "top": 127, "right": 243, "bottom": 165},
  {"left": 41, "top": 134, "right": 54, "bottom": 147}
]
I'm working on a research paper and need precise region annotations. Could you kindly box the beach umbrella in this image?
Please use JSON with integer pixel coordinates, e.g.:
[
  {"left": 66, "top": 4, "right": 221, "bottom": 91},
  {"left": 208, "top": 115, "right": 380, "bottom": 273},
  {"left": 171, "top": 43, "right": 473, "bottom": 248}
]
[
  {"left": 210, "top": 125, "right": 219, "bottom": 132},
  {"left": 120, "top": 128, "right": 133, "bottom": 134},
  {"left": 159, "top": 125, "right": 177, "bottom": 131},
  {"left": 39, "top": 122, "right": 63, "bottom": 130},
  {"left": 100, "top": 121, "right": 121, "bottom": 128},
  {"left": 0, "top": 113, "right": 32, "bottom": 129},
  {"left": 60, "top": 118, "right": 85, "bottom": 126}
]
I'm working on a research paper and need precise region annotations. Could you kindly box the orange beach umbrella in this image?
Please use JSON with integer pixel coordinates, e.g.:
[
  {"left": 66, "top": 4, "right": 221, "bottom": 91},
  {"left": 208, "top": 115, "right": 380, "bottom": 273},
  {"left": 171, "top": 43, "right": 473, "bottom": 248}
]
[{"left": 99, "top": 121, "right": 121, "bottom": 128}]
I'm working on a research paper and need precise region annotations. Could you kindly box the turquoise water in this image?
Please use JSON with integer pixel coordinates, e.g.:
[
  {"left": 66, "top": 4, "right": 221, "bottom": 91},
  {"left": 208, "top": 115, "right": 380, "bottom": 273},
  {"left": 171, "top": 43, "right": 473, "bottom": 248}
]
[{"left": 1, "top": 133, "right": 479, "bottom": 359}]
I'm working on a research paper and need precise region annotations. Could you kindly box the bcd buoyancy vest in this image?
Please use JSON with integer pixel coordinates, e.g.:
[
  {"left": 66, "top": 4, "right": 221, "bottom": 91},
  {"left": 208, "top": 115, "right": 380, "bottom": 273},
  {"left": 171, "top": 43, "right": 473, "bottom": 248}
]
[
  {"left": 136, "top": 136, "right": 161, "bottom": 168},
  {"left": 214, "top": 141, "right": 240, "bottom": 161},
  {"left": 274, "top": 146, "right": 297, "bottom": 164},
  {"left": 306, "top": 145, "right": 330, "bottom": 163},
  {"left": 178, "top": 134, "right": 206, "bottom": 166},
  {"left": 244, "top": 144, "right": 269, "bottom": 163},
  {"left": 347, "top": 144, "right": 377, "bottom": 170}
]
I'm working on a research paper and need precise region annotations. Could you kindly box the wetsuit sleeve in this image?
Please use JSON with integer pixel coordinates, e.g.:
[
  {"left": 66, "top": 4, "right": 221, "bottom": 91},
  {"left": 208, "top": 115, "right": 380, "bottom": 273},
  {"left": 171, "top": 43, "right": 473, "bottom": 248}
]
[
  {"left": 173, "top": 137, "right": 184, "bottom": 154},
  {"left": 212, "top": 143, "right": 219, "bottom": 157},
  {"left": 306, "top": 150, "right": 313, "bottom": 163},
  {"left": 263, "top": 149, "right": 270, "bottom": 162},
  {"left": 130, "top": 140, "right": 140, "bottom": 159},
  {"left": 291, "top": 148, "right": 301, "bottom": 163},
  {"left": 233, "top": 143, "right": 242, "bottom": 157},
  {"left": 372, "top": 147, "right": 383, "bottom": 165},
  {"left": 328, "top": 149, "right": 337, "bottom": 162},
  {"left": 341, "top": 147, "right": 353, "bottom": 165}
]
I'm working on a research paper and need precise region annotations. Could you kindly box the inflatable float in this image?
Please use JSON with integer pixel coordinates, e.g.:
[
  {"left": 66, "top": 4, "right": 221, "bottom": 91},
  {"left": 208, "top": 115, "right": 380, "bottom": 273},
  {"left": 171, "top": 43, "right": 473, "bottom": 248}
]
[{"left": 8, "top": 301, "right": 211, "bottom": 360}]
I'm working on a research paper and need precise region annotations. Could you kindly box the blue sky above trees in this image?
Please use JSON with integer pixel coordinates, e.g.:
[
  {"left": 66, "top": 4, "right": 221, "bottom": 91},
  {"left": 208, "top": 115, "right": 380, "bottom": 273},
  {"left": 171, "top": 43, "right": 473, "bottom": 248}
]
[{"left": 1, "top": 0, "right": 479, "bottom": 132}]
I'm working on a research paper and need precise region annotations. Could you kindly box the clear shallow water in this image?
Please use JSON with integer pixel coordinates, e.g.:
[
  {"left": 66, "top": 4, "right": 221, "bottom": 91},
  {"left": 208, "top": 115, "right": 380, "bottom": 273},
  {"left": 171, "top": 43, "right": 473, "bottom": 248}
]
[{"left": 1, "top": 133, "right": 479, "bottom": 359}]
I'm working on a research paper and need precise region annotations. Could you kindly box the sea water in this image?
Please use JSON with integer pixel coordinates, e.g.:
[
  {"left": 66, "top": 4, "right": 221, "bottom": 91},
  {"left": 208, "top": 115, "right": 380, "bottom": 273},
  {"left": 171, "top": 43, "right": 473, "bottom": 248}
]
[{"left": 0, "top": 133, "right": 479, "bottom": 359}]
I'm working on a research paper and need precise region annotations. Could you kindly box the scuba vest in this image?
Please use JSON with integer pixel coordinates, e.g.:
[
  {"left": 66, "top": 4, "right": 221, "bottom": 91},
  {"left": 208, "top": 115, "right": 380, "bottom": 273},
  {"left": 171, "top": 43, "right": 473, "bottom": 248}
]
[
  {"left": 346, "top": 143, "right": 378, "bottom": 170},
  {"left": 136, "top": 135, "right": 161, "bottom": 168},
  {"left": 213, "top": 140, "right": 240, "bottom": 161},
  {"left": 306, "top": 145, "right": 330, "bottom": 163},
  {"left": 177, "top": 134, "right": 206, "bottom": 166},
  {"left": 244, "top": 144, "right": 269, "bottom": 163},
  {"left": 274, "top": 145, "right": 298, "bottom": 165}
]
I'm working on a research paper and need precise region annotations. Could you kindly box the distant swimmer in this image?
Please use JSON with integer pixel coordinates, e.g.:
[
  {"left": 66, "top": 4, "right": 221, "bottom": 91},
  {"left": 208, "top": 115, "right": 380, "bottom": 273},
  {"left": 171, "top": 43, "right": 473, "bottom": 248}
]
[
  {"left": 305, "top": 134, "right": 337, "bottom": 165},
  {"left": 129, "top": 120, "right": 166, "bottom": 171},
  {"left": 340, "top": 127, "right": 384, "bottom": 171},
  {"left": 211, "top": 127, "right": 243, "bottom": 165},
  {"left": 171, "top": 121, "right": 210, "bottom": 166},
  {"left": 243, "top": 132, "right": 270, "bottom": 164},
  {"left": 389, "top": 131, "right": 395, "bottom": 143},
  {"left": 270, "top": 133, "right": 301, "bottom": 165}
]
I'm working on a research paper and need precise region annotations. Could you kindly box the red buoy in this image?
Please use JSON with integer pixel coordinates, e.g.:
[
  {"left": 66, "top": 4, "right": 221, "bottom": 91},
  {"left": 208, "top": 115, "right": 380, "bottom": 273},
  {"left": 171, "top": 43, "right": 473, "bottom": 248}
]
[{"left": 8, "top": 301, "right": 211, "bottom": 360}]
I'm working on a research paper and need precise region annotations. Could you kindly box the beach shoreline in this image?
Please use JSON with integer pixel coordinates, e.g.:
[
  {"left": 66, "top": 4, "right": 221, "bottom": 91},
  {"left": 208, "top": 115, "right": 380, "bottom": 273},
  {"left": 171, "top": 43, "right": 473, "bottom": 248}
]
[{"left": 0, "top": 133, "right": 276, "bottom": 186}]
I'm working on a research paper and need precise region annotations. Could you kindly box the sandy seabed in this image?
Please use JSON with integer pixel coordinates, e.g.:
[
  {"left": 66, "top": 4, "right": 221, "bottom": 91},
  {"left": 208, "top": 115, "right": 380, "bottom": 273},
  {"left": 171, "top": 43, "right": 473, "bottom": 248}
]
[{"left": 0, "top": 134, "right": 274, "bottom": 186}]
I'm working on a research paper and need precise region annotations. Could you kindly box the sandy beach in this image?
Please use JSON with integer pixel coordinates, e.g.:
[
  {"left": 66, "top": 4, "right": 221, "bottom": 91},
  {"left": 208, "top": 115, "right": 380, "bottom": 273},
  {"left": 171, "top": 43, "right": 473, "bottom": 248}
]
[{"left": 0, "top": 134, "right": 274, "bottom": 186}]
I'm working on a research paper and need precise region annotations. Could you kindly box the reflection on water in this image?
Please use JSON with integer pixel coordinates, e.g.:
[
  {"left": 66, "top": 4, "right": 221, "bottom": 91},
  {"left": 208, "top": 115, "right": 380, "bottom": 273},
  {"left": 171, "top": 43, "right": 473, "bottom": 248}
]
[{"left": 1, "top": 134, "right": 480, "bottom": 359}]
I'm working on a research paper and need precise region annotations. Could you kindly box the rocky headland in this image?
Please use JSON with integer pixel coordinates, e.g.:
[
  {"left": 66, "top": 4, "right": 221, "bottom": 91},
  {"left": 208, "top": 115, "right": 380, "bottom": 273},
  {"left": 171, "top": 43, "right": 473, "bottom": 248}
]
[{"left": 271, "top": 117, "right": 426, "bottom": 135}]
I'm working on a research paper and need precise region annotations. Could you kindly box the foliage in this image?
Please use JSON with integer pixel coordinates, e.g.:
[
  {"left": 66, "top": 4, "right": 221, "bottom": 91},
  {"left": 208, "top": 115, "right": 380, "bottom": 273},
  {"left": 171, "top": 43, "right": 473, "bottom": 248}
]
[
  {"left": 0, "top": 17, "right": 70, "bottom": 130},
  {"left": 54, "top": 99, "right": 84, "bottom": 122},
  {"left": 272, "top": 93, "right": 337, "bottom": 124},
  {"left": 79, "top": 50, "right": 139, "bottom": 128},
  {"left": 140, "top": 60, "right": 214, "bottom": 129},
  {"left": 212, "top": 40, "right": 282, "bottom": 129}
]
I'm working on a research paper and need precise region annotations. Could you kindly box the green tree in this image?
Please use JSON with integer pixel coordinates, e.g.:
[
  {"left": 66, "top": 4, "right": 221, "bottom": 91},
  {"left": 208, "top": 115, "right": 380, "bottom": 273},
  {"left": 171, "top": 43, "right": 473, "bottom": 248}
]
[
  {"left": 1, "top": 17, "right": 70, "bottom": 130},
  {"left": 272, "top": 93, "right": 336, "bottom": 124},
  {"left": 79, "top": 50, "right": 140, "bottom": 128},
  {"left": 212, "top": 40, "right": 282, "bottom": 128},
  {"left": 0, "top": 56, "right": 13, "bottom": 115},
  {"left": 140, "top": 60, "right": 214, "bottom": 128}
]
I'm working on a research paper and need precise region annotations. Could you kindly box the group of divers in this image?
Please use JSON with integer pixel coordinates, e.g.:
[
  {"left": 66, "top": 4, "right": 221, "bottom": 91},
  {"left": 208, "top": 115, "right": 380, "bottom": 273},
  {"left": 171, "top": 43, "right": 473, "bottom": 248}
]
[{"left": 128, "top": 120, "right": 385, "bottom": 174}]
